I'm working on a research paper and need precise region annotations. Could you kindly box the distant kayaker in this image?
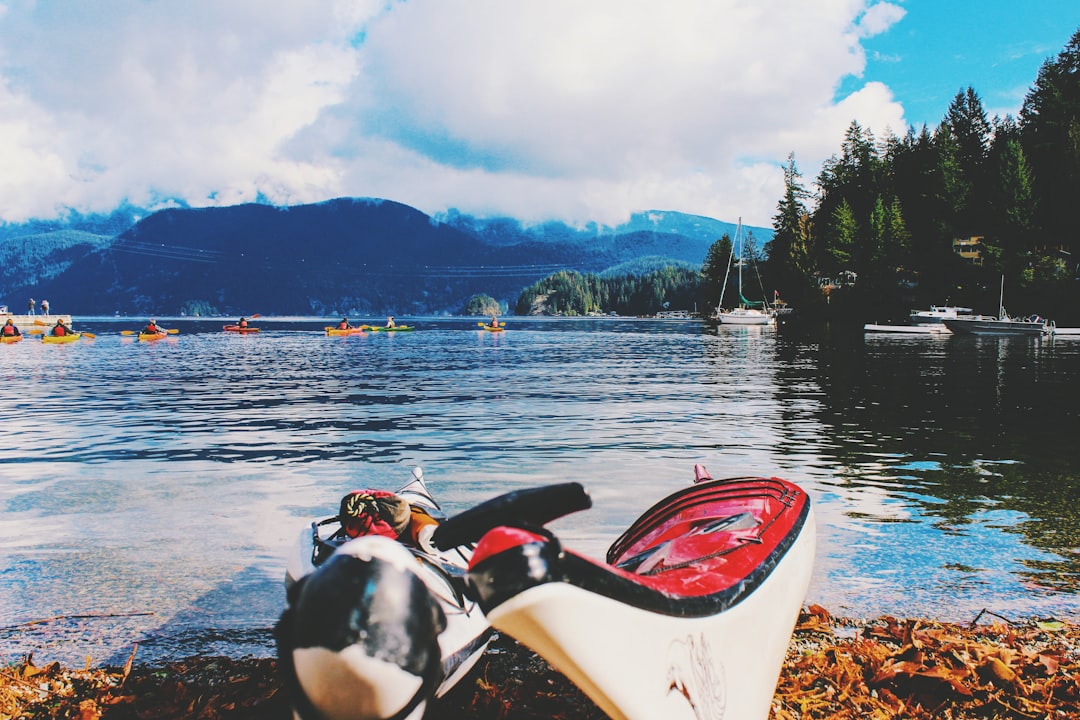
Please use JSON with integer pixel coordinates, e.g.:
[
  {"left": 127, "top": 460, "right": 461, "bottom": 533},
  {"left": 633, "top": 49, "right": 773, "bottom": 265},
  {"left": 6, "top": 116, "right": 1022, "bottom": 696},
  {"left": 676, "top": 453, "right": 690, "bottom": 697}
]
[
  {"left": 142, "top": 319, "right": 163, "bottom": 334},
  {"left": 490, "top": 314, "right": 499, "bottom": 328},
  {"left": 41, "top": 299, "right": 49, "bottom": 315},
  {"left": 1, "top": 318, "right": 20, "bottom": 337},
  {"left": 237, "top": 317, "right": 249, "bottom": 328},
  {"left": 337, "top": 317, "right": 352, "bottom": 330},
  {"left": 386, "top": 316, "right": 396, "bottom": 328},
  {"left": 51, "top": 319, "right": 71, "bottom": 336}
]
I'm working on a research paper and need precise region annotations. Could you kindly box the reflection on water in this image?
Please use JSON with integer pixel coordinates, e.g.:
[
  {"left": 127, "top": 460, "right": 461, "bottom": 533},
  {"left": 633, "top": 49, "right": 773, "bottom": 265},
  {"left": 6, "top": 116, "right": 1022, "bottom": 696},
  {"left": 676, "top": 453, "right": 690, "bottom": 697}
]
[{"left": 1, "top": 316, "right": 1078, "bottom": 665}]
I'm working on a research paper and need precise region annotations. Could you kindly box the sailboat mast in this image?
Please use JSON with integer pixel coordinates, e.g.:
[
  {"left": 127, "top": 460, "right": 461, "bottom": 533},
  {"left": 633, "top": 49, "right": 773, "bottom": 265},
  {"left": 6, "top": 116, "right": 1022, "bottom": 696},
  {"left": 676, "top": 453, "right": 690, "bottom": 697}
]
[
  {"left": 737, "top": 218, "right": 743, "bottom": 309},
  {"left": 716, "top": 218, "right": 739, "bottom": 313}
]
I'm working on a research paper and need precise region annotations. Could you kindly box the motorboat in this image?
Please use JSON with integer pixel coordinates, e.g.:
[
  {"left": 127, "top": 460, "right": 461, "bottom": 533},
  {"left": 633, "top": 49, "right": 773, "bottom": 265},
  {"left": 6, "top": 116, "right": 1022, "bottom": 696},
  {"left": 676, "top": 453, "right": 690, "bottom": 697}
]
[
  {"left": 941, "top": 277, "right": 1053, "bottom": 337},
  {"left": 909, "top": 305, "right": 974, "bottom": 324}
]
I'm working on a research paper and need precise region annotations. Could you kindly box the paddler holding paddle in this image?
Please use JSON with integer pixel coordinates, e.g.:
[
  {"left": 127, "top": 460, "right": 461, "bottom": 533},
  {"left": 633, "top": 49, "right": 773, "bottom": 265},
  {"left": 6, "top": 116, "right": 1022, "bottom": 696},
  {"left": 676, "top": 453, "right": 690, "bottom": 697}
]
[{"left": 50, "top": 318, "right": 73, "bottom": 336}]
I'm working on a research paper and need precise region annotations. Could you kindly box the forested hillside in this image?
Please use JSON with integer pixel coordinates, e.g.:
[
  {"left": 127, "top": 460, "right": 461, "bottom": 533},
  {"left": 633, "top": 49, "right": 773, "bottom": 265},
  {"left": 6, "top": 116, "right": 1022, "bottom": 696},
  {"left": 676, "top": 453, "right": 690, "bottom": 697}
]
[
  {"left": 1, "top": 199, "right": 745, "bottom": 316},
  {"left": 764, "top": 28, "right": 1080, "bottom": 323}
]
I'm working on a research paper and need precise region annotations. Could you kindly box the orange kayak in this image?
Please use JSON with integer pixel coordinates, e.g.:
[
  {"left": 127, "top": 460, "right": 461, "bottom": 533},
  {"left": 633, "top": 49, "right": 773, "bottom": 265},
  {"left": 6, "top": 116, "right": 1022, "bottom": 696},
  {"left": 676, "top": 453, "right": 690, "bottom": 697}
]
[
  {"left": 325, "top": 326, "right": 366, "bottom": 336},
  {"left": 224, "top": 325, "right": 260, "bottom": 333},
  {"left": 138, "top": 331, "right": 168, "bottom": 342}
]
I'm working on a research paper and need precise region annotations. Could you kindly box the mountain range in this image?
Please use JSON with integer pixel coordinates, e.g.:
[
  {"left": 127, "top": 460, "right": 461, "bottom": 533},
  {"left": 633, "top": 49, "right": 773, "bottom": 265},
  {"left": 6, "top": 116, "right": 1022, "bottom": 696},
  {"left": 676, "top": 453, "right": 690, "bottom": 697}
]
[{"left": 0, "top": 198, "right": 771, "bottom": 316}]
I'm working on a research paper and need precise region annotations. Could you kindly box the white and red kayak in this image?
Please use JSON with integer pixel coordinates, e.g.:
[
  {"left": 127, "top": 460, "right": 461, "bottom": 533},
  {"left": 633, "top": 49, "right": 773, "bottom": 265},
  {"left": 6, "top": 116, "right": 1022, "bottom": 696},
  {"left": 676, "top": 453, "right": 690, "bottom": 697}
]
[
  {"left": 277, "top": 468, "right": 493, "bottom": 720},
  {"left": 433, "top": 465, "right": 816, "bottom": 720}
]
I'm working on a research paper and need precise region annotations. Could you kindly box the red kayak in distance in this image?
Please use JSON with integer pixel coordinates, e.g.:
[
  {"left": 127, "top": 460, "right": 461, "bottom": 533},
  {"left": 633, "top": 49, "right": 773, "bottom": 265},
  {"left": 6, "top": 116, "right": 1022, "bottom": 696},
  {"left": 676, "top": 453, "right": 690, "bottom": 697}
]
[{"left": 223, "top": 325, "right": 260, "bottom": 333}]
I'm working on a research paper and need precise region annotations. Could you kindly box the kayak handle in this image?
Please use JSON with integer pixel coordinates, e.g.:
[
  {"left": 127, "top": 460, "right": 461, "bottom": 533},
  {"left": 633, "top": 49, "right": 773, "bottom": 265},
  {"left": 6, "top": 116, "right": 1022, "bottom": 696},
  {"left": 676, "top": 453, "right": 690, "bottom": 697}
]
[{"left": 432, "top": 482, "right": 592, "bottom": 551}]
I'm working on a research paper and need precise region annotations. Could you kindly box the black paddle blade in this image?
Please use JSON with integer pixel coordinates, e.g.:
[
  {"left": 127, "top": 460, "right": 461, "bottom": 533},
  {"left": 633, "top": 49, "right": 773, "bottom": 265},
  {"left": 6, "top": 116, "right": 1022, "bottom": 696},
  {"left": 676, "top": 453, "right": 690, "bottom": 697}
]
[{"left": 432, "top": 482, "right": 592, "bottom": 551}]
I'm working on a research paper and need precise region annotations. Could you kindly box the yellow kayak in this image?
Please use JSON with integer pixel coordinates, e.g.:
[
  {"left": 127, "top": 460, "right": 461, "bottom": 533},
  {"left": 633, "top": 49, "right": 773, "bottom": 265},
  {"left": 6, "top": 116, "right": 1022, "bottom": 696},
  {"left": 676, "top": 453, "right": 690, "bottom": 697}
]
[
  {"left": 42, "top": 333, "right": 81, "bottom": 344},
  {"left": 324, "top": 326, "right": 367, "bottom": 336},
  {"left": 1, "top": 335, "right": 23, "bottom": 344},
  {"left": 138, "top": 331, "right": 168, "bottom": 342}
]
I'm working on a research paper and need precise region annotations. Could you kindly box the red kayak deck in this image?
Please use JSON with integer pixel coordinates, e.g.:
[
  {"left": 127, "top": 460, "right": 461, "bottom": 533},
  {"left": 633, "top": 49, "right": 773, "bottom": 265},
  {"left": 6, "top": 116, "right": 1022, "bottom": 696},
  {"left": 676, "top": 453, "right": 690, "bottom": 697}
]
[{"left": 467, "top": 476, "right": 811, "bottom": 614}]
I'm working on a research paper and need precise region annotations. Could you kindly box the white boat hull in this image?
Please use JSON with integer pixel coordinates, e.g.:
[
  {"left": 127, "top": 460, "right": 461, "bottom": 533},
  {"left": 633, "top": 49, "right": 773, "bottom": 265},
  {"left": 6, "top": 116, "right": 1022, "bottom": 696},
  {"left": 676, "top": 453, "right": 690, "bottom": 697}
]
[
  {"left": 716, "top": 309, "right": 774, "bottom": 326},
  {"left": 942, "top": 317, "right": 1050, "bottom": 336},
  {"left": 485, "top": 506, "right": 815, "bottom": 720},
  {"left": 864, "top": 323, "right": 949, "bottom": 334}
]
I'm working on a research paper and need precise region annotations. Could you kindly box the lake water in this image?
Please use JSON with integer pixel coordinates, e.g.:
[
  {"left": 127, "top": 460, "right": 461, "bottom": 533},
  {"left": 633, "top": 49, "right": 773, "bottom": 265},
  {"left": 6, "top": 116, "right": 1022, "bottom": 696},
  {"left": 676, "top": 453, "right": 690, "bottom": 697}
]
[{"left": 1, "top": 316, "right": 1078, "bottom": 667}]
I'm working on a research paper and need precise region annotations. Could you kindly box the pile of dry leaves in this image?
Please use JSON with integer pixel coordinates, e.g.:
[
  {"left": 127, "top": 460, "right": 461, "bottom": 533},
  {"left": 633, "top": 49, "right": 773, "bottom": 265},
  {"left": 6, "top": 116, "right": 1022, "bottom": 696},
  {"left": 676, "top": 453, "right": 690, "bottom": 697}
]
[
  {"left": 2, "top": 608, "right": 1077, "bottom": 719},
  {"left": 774, "top": 606, "right": 1080, "bottom": 719}
]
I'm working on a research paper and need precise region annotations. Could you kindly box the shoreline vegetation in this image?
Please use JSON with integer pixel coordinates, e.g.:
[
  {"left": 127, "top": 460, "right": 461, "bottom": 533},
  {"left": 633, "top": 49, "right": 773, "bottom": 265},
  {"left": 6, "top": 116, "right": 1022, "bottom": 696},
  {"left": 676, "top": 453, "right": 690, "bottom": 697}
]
[{"left": 3, "top": 606, "right": 1076, "bottom": 719}]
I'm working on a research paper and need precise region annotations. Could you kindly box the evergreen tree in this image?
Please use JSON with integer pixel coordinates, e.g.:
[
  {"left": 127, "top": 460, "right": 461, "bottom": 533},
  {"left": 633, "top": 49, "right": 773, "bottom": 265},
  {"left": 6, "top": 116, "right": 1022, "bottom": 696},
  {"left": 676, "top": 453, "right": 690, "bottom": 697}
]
[
  {"left": 1020, "top": 28, "right": 1080, "bottom": 249},
  {"left": 766, "top": 153, "right": 815, "bottom": 303},
  {"left": 702, "top": 233, "right": 733, "bottom": 310}
]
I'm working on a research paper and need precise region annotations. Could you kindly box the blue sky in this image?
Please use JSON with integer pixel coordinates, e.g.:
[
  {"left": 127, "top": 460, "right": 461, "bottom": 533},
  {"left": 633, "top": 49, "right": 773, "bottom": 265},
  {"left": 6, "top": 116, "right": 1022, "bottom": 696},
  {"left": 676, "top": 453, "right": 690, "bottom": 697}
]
[
  {"left": 848, "top": 0, "right": 1077, "bottom": 129},
  {"left": 0, "top": 1, "right": 1075, "bottom": 229}
]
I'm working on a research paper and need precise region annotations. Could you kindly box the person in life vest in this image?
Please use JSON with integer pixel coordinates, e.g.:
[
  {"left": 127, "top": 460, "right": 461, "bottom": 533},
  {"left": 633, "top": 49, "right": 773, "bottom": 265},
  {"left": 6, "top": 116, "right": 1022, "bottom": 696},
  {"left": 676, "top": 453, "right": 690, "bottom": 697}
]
[
  {"left": 386, "top": 316, "right": 396, "bottom": 328},
  {"left": 51, "top": 319, "right": 72, "bottom": 336},
  {"left": 489, "top": 313, "right": 499, "bottom": 328},
  {"left": 337, "top": 317, "right": 352, "bottom": 330},
  {"left": 338, "top": 490, "right": 439, "bottom": 550},
  {"left": 1, "top": 318, "right": 20, "bottom": 337},
  {"left": 142, "top": 318, "right": 163, "bottom": 334}
]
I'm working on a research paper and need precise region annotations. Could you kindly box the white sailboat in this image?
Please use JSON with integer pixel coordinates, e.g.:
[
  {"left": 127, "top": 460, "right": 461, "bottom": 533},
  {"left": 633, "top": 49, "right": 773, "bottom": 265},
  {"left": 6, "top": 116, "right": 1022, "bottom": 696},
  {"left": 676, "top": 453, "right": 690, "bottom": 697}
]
[{"left": 714, "top": 218, "right": 775, "bottom": 325}]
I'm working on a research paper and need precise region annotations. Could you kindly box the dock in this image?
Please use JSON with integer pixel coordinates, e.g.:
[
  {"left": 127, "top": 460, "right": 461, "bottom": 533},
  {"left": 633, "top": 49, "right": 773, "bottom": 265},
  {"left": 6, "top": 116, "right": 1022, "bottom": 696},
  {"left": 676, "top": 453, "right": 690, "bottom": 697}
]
[{"left": 2, "top": 313, "right": 74, "bottom": 329}]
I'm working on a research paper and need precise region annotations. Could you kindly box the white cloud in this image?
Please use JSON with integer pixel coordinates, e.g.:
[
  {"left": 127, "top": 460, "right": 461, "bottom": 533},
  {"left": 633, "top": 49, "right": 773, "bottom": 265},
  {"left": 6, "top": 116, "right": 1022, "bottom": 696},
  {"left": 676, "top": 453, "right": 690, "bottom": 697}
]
[
  {"left": 857, "top": 2, "right": 906, "bottom": 37},
  {"left": 0, "top": 0, "right": 911, "bottom": 227}
]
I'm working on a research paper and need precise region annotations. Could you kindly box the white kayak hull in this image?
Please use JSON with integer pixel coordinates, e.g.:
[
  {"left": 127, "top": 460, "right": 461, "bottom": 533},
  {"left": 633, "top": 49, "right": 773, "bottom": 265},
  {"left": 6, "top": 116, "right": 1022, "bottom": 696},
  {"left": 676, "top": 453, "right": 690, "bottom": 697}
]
[
  {"left": 486, "top": 507, "right": 814, "bottom": 720},
  {"left": 447, "top": 471, "right": 815, "bottom": 720}
]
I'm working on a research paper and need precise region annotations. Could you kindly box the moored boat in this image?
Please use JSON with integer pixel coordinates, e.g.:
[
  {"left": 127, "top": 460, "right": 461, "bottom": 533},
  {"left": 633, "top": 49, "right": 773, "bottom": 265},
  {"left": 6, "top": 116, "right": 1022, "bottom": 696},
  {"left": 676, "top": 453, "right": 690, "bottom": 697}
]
[
  {"left": 909, "top": 305, "right": 974, "bottom": 324},
  {"left": 433, "top": 465, "right": 815, "bottom": 720},
  {"left": 278, "top": 467, "right": 492, "bottom": 720},
  {"left": 712, "top": 218, "right": 776, "bottom": 326},
  {"left": 864, "top": 323, "right": 950, "bottom": 334},
  {"left": 942, "top": 315, "right": 1052, "bottom": 336},
  {"left": 942, "top": 276, "right": 1053, "bottom": 337}
]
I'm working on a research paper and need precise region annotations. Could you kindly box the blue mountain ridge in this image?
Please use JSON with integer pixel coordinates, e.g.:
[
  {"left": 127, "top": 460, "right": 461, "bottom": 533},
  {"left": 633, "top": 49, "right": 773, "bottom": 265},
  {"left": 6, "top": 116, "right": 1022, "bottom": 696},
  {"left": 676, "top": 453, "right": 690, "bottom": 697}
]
[{"left": 0, "top": 198, "right": 771, "bottom": 316}]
